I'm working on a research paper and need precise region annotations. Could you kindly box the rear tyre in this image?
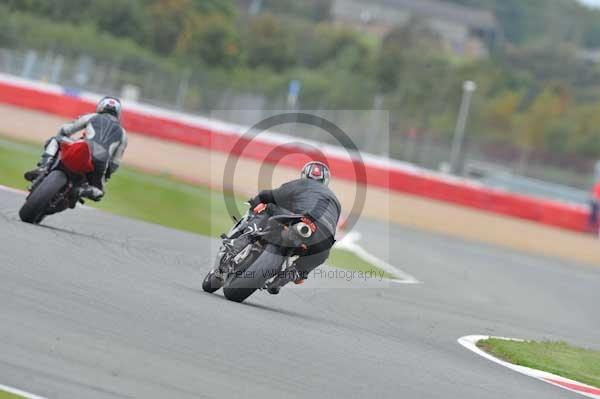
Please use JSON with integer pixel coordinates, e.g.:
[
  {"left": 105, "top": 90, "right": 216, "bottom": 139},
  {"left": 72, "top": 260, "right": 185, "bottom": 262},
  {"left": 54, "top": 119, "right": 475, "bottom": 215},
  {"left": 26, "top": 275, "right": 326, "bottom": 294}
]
[
  {"left": 202, "top": 270, "right": 224, "bottom": 293},
  {"left": 19, "top": 170, "right": 67, "bottom": 224},
  {"left": 223, "top": 245, "right": 284, "bottom": 303}
]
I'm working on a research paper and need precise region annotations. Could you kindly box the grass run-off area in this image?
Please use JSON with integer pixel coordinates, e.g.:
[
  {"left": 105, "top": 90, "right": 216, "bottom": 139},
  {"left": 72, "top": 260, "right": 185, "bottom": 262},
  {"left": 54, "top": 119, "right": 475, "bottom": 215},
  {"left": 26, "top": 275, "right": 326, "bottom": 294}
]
[
  {"left": 0, "top": 135, "right": 391, "bottom": 278},
  {"left": 0, "top": 389, "right": 28, "bottom": 399},
  {"left": 477, "top": 338, "right": 600, "bottom": 388}
]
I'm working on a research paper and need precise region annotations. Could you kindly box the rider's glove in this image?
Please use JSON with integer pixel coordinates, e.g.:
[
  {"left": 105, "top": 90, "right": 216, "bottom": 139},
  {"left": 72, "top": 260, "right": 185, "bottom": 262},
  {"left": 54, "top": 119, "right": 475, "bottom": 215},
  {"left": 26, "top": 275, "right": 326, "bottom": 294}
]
[
  {"left": 253, "top": 203, "right": 267, "bottom": 214},
  {"left": 248, "top": 196, "right": 260, "bottom": 208}
]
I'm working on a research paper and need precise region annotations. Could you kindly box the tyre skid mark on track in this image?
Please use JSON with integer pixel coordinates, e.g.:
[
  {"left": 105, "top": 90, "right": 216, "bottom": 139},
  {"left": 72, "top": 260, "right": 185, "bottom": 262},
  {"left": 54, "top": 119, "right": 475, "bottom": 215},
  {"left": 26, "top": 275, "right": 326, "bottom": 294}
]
[{"left": 458, "top": 335, "right": 600, "bottom": 399}]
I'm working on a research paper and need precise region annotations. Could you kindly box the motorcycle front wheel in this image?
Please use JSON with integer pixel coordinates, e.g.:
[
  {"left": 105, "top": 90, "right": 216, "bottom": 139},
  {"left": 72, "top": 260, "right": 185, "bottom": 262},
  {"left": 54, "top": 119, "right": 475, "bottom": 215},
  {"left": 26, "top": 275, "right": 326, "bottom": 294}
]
[
  {"left": 19, "top": 170, "right": 68, "bottom": 224},
  {"left": 223, "top": 244, "right": 284, "bottom": 303},
  {"left": 202, "top": 270, "right": 224, "bottom": 293}
]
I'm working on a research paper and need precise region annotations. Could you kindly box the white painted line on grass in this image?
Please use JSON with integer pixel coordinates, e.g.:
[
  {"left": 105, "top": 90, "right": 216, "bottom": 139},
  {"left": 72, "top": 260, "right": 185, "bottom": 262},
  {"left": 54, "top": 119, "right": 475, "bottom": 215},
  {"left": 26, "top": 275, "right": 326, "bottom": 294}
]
[
  {"left": 458, "top": 335, "right": 600, "bottom": 399},
  {"left": 335, "top": 231, "right": 421, "bottom": 284},
  {"left": 0, "top": 383, "right": 47, "bottom": 399}
]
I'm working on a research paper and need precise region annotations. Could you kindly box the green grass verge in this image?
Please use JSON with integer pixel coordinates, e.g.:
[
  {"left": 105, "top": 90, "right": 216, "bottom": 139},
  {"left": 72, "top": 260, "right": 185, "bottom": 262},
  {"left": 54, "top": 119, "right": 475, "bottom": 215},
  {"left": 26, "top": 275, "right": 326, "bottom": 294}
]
[
  {"left": 0, "top": 135, "right": 391, "bottom": 278},
  {"left": 328, "top": 247, "right": 396, "bottom": 279},
  {"left": 0, "top": 137, "right": 40, "bottom": 190},
  {"left": 0, "top": 136, "right": 237, "bottom": 236},
  {"left": 0, "top": 389, "right": 28, "bottom": 399},
  {"left": 477, "top": 338, "right": 600, "bottom": 388}
]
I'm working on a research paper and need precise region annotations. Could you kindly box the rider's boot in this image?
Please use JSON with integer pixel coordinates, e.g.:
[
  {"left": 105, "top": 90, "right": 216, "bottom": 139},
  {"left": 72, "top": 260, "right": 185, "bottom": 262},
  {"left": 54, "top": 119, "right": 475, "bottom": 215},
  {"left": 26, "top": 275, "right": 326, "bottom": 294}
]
[
  {"left": 79, "top": 184, "right": 104, "bottom": 201},
  {"left": 266, "top": 267, "right": 305, "bottom": 295},
  {"left": 24, "top": 154, "right": 54, "bottom": 182}
]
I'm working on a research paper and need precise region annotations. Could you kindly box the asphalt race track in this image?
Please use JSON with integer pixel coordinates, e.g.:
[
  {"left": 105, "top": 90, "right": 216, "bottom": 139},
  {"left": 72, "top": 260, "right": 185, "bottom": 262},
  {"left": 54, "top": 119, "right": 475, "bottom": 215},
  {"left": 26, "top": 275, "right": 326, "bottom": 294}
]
[{"left": 1, "top": 188, "right": 599, "bottom": 399}]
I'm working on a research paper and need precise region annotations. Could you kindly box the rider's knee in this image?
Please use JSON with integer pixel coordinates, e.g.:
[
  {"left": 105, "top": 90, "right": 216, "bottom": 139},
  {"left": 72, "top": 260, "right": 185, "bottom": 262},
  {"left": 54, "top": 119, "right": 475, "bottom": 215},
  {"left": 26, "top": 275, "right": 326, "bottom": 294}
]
[{"left": 44, "top": 137, "right": 60, "bottom": 156}]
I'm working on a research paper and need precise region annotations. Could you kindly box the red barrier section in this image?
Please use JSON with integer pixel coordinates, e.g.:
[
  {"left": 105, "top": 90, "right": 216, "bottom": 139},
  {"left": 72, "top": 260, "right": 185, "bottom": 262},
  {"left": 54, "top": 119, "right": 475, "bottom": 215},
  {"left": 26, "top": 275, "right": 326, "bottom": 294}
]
[{"left": 0, "top": 79, "right": 589, "bottom": 233}]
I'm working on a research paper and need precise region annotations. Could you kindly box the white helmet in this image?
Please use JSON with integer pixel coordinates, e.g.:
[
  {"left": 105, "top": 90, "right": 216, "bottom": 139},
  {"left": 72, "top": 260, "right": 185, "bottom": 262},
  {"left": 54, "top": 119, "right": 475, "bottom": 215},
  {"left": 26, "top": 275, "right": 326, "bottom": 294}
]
[
  {"left": 301, "top": 161, "right": 330, "bottom": 186},
  {"left": 96, "top": 96, "right": 122, "bottom": 120}
]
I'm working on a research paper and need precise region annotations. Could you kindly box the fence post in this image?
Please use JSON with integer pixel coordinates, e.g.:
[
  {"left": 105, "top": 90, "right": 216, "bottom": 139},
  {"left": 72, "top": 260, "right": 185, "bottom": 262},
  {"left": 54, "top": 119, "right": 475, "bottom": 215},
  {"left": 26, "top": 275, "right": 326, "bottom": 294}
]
[{"left": 21, "top": 50, "right": 37, "bottom": 79}]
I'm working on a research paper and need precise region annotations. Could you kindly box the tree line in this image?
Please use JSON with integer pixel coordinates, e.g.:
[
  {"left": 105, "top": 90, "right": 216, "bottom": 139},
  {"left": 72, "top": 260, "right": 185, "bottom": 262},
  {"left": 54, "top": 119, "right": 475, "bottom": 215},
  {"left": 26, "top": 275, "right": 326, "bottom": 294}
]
[{"left": 3, "top": 0, "right": 600, "bottom": 171}]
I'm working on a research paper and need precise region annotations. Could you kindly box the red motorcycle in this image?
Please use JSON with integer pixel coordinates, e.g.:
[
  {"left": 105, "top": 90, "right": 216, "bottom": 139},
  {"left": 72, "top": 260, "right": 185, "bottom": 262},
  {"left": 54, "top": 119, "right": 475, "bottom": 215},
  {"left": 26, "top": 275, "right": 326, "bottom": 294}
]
[{"left": 19, "top": 137, "right": 108, "bottom": 224}]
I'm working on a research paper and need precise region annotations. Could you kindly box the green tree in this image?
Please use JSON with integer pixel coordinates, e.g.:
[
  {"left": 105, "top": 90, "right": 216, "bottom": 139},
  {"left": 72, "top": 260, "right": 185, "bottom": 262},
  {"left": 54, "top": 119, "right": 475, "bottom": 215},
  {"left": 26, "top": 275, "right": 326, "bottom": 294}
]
[
  {"left": 567, "top": 103, "right": 600, "bottom": 157},
  {"left": 176, "top": 13, "right": 240, "bottom": 67},
  {"left": 188, "top": 0, "right": 235, "bottom": 15},
  {"left": 517, "top": 85, "right": 570, "bottom": 170},
  {"left": 483, "top": 90, "right": 522, "bottom": 135},
  {"left": 244, "top": 13, "right": 295, "bottom": 71},
  {"left": 5, "top": 0, "right": 93, "bottom": 20},
  {"left": 261, "top": 0, "right": 332, "bottom": 22},
  {"left": 147, "top": 0, "right": 194, "bottom": 54},
  {"left": 88, "top": 0, "right": 149, "bottom": 45},
  {"left": 376, "top": 20, "right": 444, "bottom": 93}
]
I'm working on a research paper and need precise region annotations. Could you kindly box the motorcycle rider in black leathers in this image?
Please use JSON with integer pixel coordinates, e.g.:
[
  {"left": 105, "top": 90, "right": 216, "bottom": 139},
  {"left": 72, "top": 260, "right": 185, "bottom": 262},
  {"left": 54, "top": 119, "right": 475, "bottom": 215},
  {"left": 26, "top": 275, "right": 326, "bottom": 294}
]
[
  {"left": 24, "top": 96, "right": 128, "bottom": 201},
  {"left": 248, "top": 161, "right": 341, "bottom": 294}
]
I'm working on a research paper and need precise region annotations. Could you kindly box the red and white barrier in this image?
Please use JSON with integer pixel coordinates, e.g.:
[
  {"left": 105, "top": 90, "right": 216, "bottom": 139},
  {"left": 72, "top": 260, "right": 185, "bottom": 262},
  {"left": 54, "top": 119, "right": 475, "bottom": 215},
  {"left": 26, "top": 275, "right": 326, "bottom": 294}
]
[{"left": 0, "top": 73, "right": 589, "bottom": 233}]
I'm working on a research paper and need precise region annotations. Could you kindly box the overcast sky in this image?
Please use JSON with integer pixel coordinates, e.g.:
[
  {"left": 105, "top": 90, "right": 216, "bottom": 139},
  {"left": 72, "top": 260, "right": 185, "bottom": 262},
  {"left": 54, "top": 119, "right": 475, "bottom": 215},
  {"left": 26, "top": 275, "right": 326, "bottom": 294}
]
[{"left": 579, "top": 0, "right": 600, "bottom": 8}]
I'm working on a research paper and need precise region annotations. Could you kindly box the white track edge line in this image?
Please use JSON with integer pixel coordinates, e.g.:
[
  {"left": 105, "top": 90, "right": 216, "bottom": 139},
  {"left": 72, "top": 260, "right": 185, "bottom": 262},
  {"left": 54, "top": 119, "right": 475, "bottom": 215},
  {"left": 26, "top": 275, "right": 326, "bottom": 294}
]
[
  {"left": 458, "top": 335, "right": 600, "bottom": 399},
  {"left": 335, "top": 231, "right": 421, "bottom": 284},
  {"left": 0, "top": 184, "right": 27, "bottom": 195},
  {"left": 0, "top": 383, "right": 47, "bottom": 399},
  {"left": 0, "top": 184, "right": 95, "bottom": 211}
]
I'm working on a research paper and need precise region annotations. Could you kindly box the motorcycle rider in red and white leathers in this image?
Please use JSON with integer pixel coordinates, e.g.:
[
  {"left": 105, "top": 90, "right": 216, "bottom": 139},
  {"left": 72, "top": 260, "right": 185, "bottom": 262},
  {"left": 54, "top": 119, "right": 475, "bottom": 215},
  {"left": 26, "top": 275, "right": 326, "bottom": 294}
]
[{"left": 24, "top": 96, "right": 128, "bottom": 201}]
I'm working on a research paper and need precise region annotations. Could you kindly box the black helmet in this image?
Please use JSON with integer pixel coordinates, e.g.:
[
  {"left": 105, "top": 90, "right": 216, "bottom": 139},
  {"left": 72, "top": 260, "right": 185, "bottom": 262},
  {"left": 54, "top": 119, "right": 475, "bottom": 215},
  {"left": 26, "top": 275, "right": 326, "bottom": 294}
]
[
  {"left": 301, "top": 161, "right": 330, "bottom": 186},
  {"left": 96, "top": 96, "right": 122, "bottom": 119}
]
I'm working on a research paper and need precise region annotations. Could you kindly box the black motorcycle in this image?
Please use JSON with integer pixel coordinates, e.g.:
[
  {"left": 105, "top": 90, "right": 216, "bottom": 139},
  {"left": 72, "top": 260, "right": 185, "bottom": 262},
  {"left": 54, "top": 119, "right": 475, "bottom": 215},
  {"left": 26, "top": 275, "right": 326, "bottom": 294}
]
[
  {"left": 19, "top": 137, "right": 108, "bottom": 224},
  {"left": 202, "top": 204, "right": 315, "bottom": 303}
]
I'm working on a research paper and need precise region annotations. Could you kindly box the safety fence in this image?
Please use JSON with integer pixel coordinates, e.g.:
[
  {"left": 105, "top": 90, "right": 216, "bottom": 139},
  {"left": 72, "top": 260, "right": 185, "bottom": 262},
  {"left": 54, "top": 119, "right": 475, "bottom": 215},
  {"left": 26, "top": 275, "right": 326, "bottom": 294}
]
[{"left": 0, "top": 73, "right": 589, "bottom": 233}]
